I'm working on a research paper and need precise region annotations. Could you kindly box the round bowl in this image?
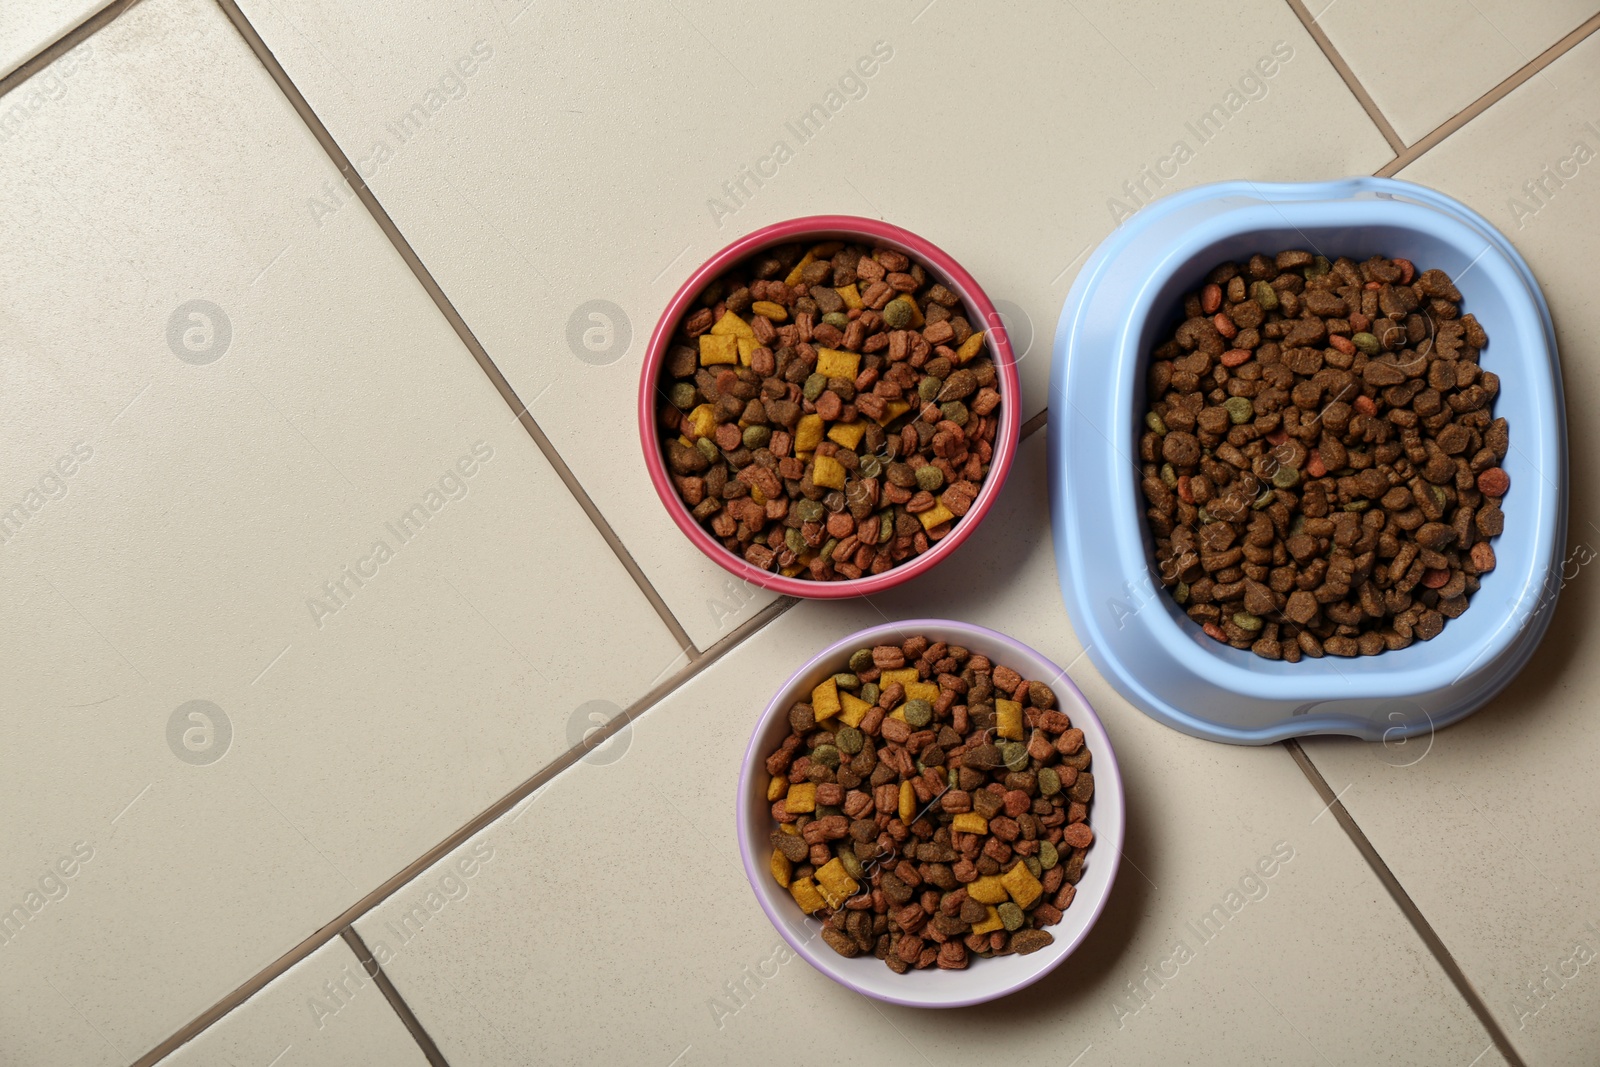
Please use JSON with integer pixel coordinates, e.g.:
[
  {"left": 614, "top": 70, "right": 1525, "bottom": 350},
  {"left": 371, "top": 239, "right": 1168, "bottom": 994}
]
[
  {"left": 736, "top": 619, "right": 1125, "bottom": 1007},
  {"left": 1049, "top": 177, "right": 1567, "bottom": 744},
  {"left": 639, "top": 216, "right": 1022, "bottom": 599}
]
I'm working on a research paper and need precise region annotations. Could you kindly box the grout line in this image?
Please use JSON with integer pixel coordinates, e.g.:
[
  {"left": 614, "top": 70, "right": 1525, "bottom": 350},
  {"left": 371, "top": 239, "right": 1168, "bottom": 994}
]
[
  {"left": 129, "top": 593, "right": 795, "bottom": 1067},
  {"left": 341, "top": 927, "right": 451, "bottom": 1067},
  {"left": 1020, "top": 408, "right": 1048, "bottom": 441},
  {"left": 1377, "top": 10, "right": 1600, "bottom": 177},
  {"left": 1283, "top": 0, "right": 1406, "bottom": 155},
  {"left": 1282, "top": 740, "right": 1528, "bottom": 1067},
  {"left": 0, "top": 0, "right": 137, "bottom": 102},
  {"left": 210, "top": 0, "right": 698, "bottom": 657}
]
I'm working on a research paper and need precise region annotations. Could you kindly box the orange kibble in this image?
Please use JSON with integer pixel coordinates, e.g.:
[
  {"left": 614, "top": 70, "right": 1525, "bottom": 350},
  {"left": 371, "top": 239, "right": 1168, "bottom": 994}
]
[
  {"left": 1422, "top": 568, "right": 1451, "bottom": 589},
  {"left": 1328, "top": 334, "right": 1356, "bottom": 356},
  {"left": 1266, "top": 429, "right": 1289, "bottom": 446},
  {"left": 1177, "top": 475, "right": 1194, "bottom": 504},
  {"left": 1394, "top": 258, "right": 1415, "bottom": 284},
  {"left": 1201, "top": 283, "right": 1222, "bottom": 314},
  {"left": 1477, "top": 467, "right": 1510, "bottom": 497},
  {"left": 1306, "top": 449, "right": 1327, "bottom": 478},
  {"left": 1353, "top": 395, "right": 1378, "bottom": 416},
  {"left": 1213, "top": 312, "right": 1238, "bottom": 339},
  {"left": 1365, "top": 280, "right": 1382, "bottom": 290},
  {"left": 1202, "top": 621, "right": 1227, "bottom": 641},
  {"left": 1221, "top": 348, "right": 1252, "bottom": 368}
]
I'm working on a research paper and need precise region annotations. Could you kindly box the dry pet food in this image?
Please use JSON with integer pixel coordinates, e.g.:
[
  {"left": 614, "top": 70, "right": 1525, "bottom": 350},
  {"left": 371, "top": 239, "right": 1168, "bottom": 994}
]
[
  {"left": 1140, "top": 252, "right": 1509, "bottom": 659},
  {"left": 655, "top": 241, "right": 1003, "bottom": 581},
  {"left": 763, "top": 636, "right": 1095, "bottom": 971}
]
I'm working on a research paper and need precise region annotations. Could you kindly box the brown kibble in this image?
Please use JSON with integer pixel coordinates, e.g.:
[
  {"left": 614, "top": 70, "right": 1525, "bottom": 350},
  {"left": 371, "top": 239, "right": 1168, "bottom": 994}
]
[{"left": 1009, "top": 929, "right": 1054, "bottom": 955}]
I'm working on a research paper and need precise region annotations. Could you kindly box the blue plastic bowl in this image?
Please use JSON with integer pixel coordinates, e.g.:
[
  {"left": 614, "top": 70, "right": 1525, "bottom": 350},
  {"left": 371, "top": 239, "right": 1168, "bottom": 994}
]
[{"left": 1049, "top": 178, "right": 1567, "bottom": 745}]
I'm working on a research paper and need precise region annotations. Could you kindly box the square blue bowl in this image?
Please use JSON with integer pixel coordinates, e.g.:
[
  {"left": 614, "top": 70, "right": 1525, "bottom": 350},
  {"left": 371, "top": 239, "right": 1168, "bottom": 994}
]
[{"left": 1049, "top": 178, "right": 1567, "bottom": 744}]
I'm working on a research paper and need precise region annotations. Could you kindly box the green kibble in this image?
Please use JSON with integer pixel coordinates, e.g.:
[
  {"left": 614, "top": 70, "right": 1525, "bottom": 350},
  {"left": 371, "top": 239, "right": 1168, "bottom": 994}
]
[
  {"left": 1254, "top": 487, "right": 1276, "bottom": 509},
  {"left": 742, "top": 424, "right": 771, "bottom": 450},
  {"left": 1145, "top": 411, "right": 1168, "bottom": 435},
  {"left": 819, "top": 537, "right": 839, "bottom": 562},
  {"left": 1250, "top": 279, "right": 1279, "bottom": 311},
  {"left": 997, "top": 902, "right": 1025, "bottom": 931},
  {"left": 785, "top": 528, "right": 805, "bottom": 556},
  {"left": 860, "top": 682, "right": 880, "bottom": 706},
  {"left": 902, "top": 699, "right": 933, "bottom": 728},
  {"left": 914, "top": 464, "right": 945, "bottom": 492},
  {"left": 1233, "top": 612, "right": 1263, "bottom": 632},
  {"left": 811, "top": 743, "right": 841, "bottom": 768},
  {"left": 833, "top": 672, "right": 860, "bottom": 692},
  {"left": 1288, "top": 514, "right": 1306, "bottom": 539},
  {"left": 1038, "top": 767, "right": 1061, "bottom": 796},
  {"left": 839, "top": 848, "right": 865, "bottom": 881},
  {"left": 803, "top": 373, "right": 827, "bottom": 401},
  {"left": 1224, "top": 396, "right": 1254, "bottom": 425},
  {"left": 835, "top": 726, "right": 864, "bottom": 755},
  {"left": 918, "top": 376, "right": 942, "bottom": 403},
  {"left": 1306, "top": 255, "right": 1332, "bottom": 278},
  {"left": 948, "top": 767, "right": 960, "bottom": 789},
  {"left": 1024, "top": 856, "right": 1042, "bottom": 879},
  {"left": 696, "top": 437, "right": 719, "bottom": 463},
  {"left": 1352, "top": 331, "right": 1380, "bottom": 355},
  {"left": 1000, "top": 742, "right": 1029, "bottom": 771},
  {"left": 1174, "top": 580, "right": 1190, "bottom": 604},
  {"left": 823, "top": 311, "right": 850, "bottom": 329},
  {"left": 1430, "top": 485, "right": 1448, "bottom": 510},
  {"left": 878, "top": 511, "right": 895, "bottom": 542},
  {"left": 1197, "top": 507, "right": 1213, "bottom": 523},
  {"left": 1039, "top": 840, "right": 1059, "bottom": 870},
  {"left": 669, "top": 382, "right": 697, "bottom": 409},
  {"left": 816, "top": 804, "right": 842, "bottom": 818},
  {"left": 883, "top": 296, "right": 915, "bottom": 329},
  {"left": 1272, "top": 465, "right": 1301, "bottom": 489},
  {"left": 796, "top": 499, "right": 826, "bottom": 523},
  {"left": 849, "top": 648, "right": 875, "bottom": 673},
  {"left": 1160, "top": 462, "right": 1178, "bottom": 488},
  {"left": 1344, "top": 499, "right": 1370, "bottom": 512},
  {"left": 940, "top": 401, "right": 969, "bottom": 426}
]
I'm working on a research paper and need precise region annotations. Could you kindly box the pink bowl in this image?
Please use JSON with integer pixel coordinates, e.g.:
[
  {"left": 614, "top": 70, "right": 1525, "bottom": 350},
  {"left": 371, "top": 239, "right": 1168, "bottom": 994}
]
[{"left": 638, "top": 215, "right": 1022, "bottom": 599}]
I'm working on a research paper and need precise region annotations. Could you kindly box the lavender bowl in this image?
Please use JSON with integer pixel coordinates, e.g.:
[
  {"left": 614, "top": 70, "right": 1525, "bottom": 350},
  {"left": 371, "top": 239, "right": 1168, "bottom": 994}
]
[{"left": 736, "top": 619, "right": 1125, "bottom": 1006}]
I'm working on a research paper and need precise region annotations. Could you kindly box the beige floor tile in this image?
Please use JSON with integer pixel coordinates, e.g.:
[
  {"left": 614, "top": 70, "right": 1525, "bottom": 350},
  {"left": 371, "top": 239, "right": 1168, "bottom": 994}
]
[
  {"left": 0, "top": 0, "right": 106, "bottom": 79},
  {"left": 356, "top": 434, "right": 1504, "bottom": 1067},
  {"left": 156, "top": 938, "right": 430, "bottom": 1067},
  {"left": 1300, "top": 31, "right": 1600, "bottom": 1064},
  {"left": 1313, "top": 0, "right": 1598, "bottom": 144},
  {"left": 0, "top": 0, "right": 679, "bottom": 1059},
  {"left": 232, "top": 0, "right": 1393, "bottom": 647}
]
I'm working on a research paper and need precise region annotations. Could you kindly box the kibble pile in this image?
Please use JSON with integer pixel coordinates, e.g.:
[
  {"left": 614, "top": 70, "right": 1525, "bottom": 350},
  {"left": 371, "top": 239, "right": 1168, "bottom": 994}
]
[
  {"left": 1141, "top": 251, "right": 1509, "bottom": 659},
  {"left": 764, "top": 636, "right": 1095, "bottom": 972},
  {"left": 656, "top": 241, "right": 1002, "bottom": 581}
]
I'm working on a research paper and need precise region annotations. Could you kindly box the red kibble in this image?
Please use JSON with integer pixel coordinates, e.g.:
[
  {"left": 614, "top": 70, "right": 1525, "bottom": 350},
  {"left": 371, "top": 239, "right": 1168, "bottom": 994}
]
[
  {"left": 1306, "top": 449, "right": 1327, "bottom": 478},
  {"left": 1221, "top": 348, "right": 1252, "bottom": 368},
  {"left": 1213, "top": 313, "right": 1238, "bottom": 339},
  {"left": 1328, "top": 334, "right": 1356, "bottom": 356},
  {"left": 1201, "top": 283, "right": 1222, "bottom": 314},
  {"left": 1422, "top": 568, "right": 1451, "bottom": 589},
  {"left": 1477, "top": 467, "right": 1510, "bottom": 497}
]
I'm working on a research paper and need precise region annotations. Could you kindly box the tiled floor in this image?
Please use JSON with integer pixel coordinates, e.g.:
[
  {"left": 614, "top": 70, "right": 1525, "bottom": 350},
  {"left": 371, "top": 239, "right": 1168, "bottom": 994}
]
[{"left": 1, "top": 1, "right": 1596, "bottom": 1064}]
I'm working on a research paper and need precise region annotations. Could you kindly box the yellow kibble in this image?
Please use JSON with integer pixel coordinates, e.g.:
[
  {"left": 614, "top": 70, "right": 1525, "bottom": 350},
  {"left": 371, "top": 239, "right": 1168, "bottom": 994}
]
[
  {"left": 955, "top": 330, "right": 986, "bottom": 363},
  {"left": 751, "top": 300, "right": 788, "bottom": 321},
  {"left": 874, "top": 400, "right": 911, "bottom": 426},
  {"left": 815, "top": 347, "right": 860, "bottom": 381},
  {"left": 970, "top": 905, "right": 1005, "bottom": 935},
  {"left": 996, "top": 698, "right": 1023, "bottom": 741},
  {"left": 699, "top": 333, "right": 737, "bottom": 366},
  {"left": 786, "top": 781, "right": 817, "bottom": 814},
  {"left": 812, "top": 455, "right": 847, "bottom": 490},
  {"left": 952, "top": 813, "right": 989, "bottom": 835},
  {"left": 888, "top": 705, "right": 907, "bottom": 723},
  {"left": 780, "top": 822, "right": 800, "bottom": 836},
  {"left": 905, "top": 299, "right": 925, "bottom": 329},
  {"left": 898, "top": 780, "right": 916, "bottom": 824},
  {"left": 904, "top": 681, "right": 940, "bottom": 704},
  {"left": 789, "top": 876, "right": 826, "bottom": 914},
  {"left": 967, "top": 875, "right": 1009, "bottom": 905},
  {"left": 826, "top": 421, "right": 866, "bottom": 449},
  {"left": 737, "top": 335, "right": 758, "bottom": 365},
  {"left": 811, "top": 677, "right": 842, "bottom": 722},
  {"left": 710, "top": 310, "right": 756, "bottom": 339},
  {"left": 750, "top": 484, "right": 767, "bottom": 506},
  {"left": 770, "top": 848, "right": 792, "bottom": 889},
  {"left": 767, "top": 776, "right": 786, "bottom": 802},
  {"left": 1001, "top": 861, "right": 1044, "bottom": 908},
  {"left": 687, "top": 403, "right": 717, "bottom": 440},
  {"left": 815, "top": 858, "right": 859, "bottom": 906},
  {"left": 838, "top": 692, "right": 872, "bottom": 728},
  {"left": 783, "top": 252, "right": 815, "bottom": 287},
  {"left": 835, "top": 283, "right": 863, "bottom": 309},
  {"left": 780, "top": 563, "right": 805, "bottom": 577},
  {"left": 795, "top": 413, "right": 825, "bottom": 453},
  {"left": 880, "top": 668, "right": 918, "bottom": 689},
  {"left": 917, "top": 501, "right": 956, "bottom": 531}
]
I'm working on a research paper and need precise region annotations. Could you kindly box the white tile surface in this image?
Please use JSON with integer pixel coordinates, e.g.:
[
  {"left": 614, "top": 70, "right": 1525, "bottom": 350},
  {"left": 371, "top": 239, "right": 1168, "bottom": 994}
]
[
  {"left": 0, "top": 0, "right": 106, "bottom": 79},
  {"left": 1314, "top": 0, "right": 1598, "bottom": 144},
  {"left": 357, "top": 435, "right": 1506, "bottom": 1067},
  {"left": 1302, "top": 30, "right": 1600, "bottom": 1064},
  {"left": 232, "top": 0, "right": 1394, "bottom": 647},
  {"left": 0, "top": 0, "right": 679, "bottom": 1059},
  {"left": 157, "top": 937, "right": 431, "bottom": 1067}
]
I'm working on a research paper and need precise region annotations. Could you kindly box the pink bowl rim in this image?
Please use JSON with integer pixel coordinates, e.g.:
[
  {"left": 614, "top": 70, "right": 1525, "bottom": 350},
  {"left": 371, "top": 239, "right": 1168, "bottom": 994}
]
[
  {"left": 735, "top": 619, "right": 1125, "bottom": 1007},
  {"left": 637, "top": 215, "right": 1022, "bottom": 600}
]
